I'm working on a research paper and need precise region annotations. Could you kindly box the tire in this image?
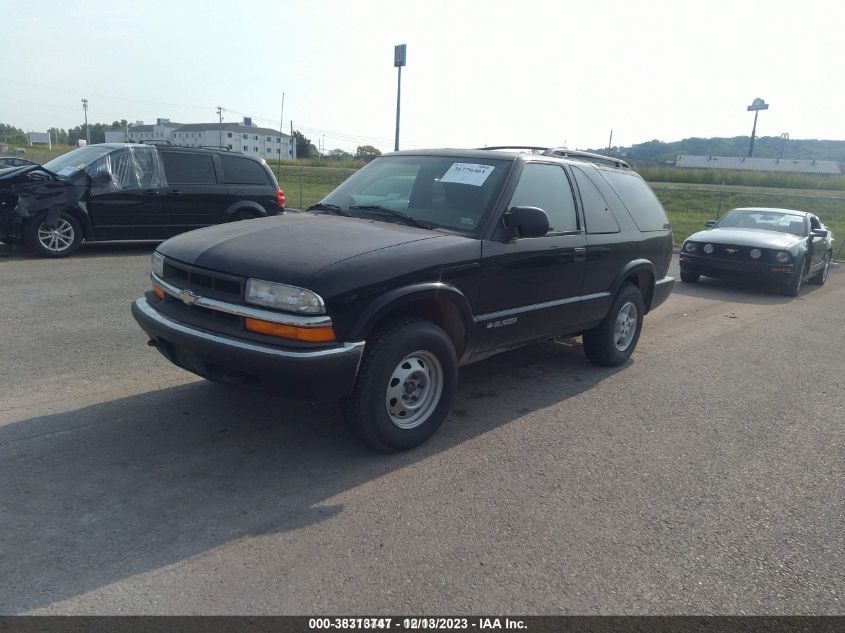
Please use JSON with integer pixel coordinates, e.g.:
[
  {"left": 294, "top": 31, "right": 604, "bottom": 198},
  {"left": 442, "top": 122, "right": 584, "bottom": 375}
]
[
  {"left": 680, "top": 271, "right": 700, "bottom": 283},
  {"left": 25, "top": 212, "right": 82, "bottom": 258},
  {"left": 230, "top": 210, "right": 259, "bottom": 222},
  {"left": 343, "top": 317, "right": 458, "bottom": 452},
  {"left": 582, "top": 283, "right": 645, "bottom": 367},
  {"left": 809, "top": 252, "right": 831, "bottom": 286},
  {"left": 780, "top": 256, "right": 806, "bottom": 297}
]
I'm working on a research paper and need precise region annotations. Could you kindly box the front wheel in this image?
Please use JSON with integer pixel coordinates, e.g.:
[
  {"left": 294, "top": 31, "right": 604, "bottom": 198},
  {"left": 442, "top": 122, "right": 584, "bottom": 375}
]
[
  {"left": 343, "top": 318, "right": 458, "bottom": 452},
  {"left": 809, "top": 252, "right": 831, "bottom": 286},
  {"left": 780, "top": 256, "right": 806, "bottom": 297},
  {"left": 25, "top": 212, "right": 82, "bottom": 258},
  {"left": 582, "top": 283, "right": 645, "bottom": 367}
]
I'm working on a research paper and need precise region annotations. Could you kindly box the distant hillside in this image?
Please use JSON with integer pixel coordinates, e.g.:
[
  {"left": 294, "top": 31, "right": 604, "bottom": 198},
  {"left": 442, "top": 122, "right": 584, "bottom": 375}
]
[{"left": 589, "top": 136, "right": 845, "bottom": 163}]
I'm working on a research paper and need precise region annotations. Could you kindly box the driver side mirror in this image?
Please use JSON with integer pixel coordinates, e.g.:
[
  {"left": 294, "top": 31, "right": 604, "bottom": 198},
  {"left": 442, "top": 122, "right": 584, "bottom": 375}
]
[
  {"left": 503, "top": 206, "right": 549, "bottom": 238},
  {"left": 811, "top": 228, "right": 829, "bottom": 238},
  {"left": 704, "top": 220, "right": 717, "bottom": 228}
]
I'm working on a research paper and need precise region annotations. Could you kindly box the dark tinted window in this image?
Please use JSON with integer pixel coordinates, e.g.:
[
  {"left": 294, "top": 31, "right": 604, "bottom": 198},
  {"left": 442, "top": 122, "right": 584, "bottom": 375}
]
[
  {"left": 509, "top": 163, "right": 578, "bottom": 233},
  {"left": 599, "top": 170, "right": 669, "bottom": 232},
  {"left": 160, "top": 152, "right": 216, "bottom": 184},
  {"left": 572, "top": 166, "right": 619, "bottom": 234},
  {"left": 221, "top": 156, "right": 270, "bottom": 184}
]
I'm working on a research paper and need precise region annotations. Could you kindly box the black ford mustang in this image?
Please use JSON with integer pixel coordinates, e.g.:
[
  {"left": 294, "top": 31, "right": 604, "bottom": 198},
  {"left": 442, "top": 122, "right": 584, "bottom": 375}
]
[{"left": 680, "top": 207, "right": 834, "bottom": 296}]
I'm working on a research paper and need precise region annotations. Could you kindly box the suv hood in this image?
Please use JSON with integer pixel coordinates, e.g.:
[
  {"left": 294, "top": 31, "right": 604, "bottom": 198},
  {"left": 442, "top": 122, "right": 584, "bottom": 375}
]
[
  {"left": 686, "top": 227, "right": 804, "bottom": 250},
  {"left": 158, "top": 213, "right": 446, "bottom": 286}
]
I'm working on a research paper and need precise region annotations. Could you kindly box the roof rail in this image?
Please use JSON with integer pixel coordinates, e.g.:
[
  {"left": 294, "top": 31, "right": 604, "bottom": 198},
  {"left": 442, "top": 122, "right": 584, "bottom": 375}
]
[
  {"left": 476, "top": 145, "right": 549, "bottom": 153},
  {"left": 139, "top": 139, "right": 172, "bottom": 146},
  {"left": 542, "top": 147, "right": 630, "bottom": 169}
]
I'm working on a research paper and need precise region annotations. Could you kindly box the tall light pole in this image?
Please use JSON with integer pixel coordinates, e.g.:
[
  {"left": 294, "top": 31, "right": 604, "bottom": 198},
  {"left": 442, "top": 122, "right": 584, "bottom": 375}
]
[
  {"left": 746, "top": 97, "right": 768, "bottom": 158},
  {"left": 217, "top": 106, "right": 223, "bottom": 148},
  {"left": 81, "top": 98, "right": 90, "bottom": 145},
  {"left": 394, "top": 44, "right": 407, "bottom": 152},
  {"left": 779, "top": 132, "right": 789, "bottom": 159}
]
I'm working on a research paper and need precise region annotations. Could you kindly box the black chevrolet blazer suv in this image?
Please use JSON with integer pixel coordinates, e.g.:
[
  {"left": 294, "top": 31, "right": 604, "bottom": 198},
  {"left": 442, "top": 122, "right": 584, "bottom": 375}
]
[{"left": 132, "top": 148, "right": 675, "bottom": 451}]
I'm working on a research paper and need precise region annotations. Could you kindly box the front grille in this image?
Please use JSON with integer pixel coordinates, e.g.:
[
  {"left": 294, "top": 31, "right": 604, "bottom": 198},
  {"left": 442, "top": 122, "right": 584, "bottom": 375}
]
[
  {"left": 700, "top": 244, "right": 773, "bottom": 262},
  {"left": 162, "top": 260, "right": 244, "bottom": 301}
]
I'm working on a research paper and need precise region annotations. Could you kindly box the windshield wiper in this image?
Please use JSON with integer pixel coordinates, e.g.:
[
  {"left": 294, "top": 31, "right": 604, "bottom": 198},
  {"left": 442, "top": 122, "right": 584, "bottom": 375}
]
[
  {"left": 307, "top": 202, "right": 352, "bottom": 216},
  {"left": 349, "top": 205, "right": 432, "bottom": 230}
]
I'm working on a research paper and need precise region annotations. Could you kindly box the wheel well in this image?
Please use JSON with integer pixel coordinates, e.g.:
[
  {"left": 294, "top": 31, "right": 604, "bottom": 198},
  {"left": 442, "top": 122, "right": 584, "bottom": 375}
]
[
  {"left": 30, "top": 207, "right": 90, "bottom": 238},
  {"left": 623, "top": 268, "right": 655, "bottom": 312},
  {"left": 370, "top": 297, "right": 467, "bottom": 358}
]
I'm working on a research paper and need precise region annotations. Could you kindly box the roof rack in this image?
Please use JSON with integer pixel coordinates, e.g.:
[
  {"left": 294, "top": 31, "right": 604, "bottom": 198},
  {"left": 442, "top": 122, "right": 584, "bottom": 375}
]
[
  {"left": 476, "top": 145, "right": 629, "bottom": 168},
  {"left": 542, "top": 148, "right": 629, "bottom": 169},
  {"left": 139, "top": 139, "right": 172, "bottom": 146}
]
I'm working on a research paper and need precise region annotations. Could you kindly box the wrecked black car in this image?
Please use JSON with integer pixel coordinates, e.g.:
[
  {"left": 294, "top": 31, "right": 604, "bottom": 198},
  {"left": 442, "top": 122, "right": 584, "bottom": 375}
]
[{"left": 0, "top": 144, "right": 285, "bottom": 257}]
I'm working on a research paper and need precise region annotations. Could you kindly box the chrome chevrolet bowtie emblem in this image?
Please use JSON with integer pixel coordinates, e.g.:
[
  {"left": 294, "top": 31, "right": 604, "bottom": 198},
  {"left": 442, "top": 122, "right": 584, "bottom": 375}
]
[
  {"left": 725, "top": 248, "right": 738, "bottom": 254},
  {"left": 178, "top": 289, "right": 199, "bottom": 306}
]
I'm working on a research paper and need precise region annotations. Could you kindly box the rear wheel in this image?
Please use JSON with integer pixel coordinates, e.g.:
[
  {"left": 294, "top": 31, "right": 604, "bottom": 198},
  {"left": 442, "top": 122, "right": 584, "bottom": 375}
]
[
  {"left": 582, "top": 283, "right": 645, "bottom": 367},
  {"left": 680, "top": 271, "right": 699, "bottom": 283},
  {"left": 25, "top": 213, "right": 82, "bottom": 258},
  {"left": 809, "top": 252, "right": 831, "bottom": 286},
  {"left": 343, "top": 317, "right": 458, "bottom": 452}
]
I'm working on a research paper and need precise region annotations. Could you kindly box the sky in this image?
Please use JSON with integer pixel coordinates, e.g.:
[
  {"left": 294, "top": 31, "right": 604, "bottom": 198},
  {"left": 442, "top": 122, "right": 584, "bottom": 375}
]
[{"left": 2, "top": 0, "right": 843, "bottom": 153}]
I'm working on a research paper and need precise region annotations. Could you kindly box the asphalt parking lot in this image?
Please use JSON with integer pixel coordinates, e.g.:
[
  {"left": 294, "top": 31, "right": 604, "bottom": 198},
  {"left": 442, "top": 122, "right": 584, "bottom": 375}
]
[{"left": 0, "top": 242, "right": 842, "bottom": 615}]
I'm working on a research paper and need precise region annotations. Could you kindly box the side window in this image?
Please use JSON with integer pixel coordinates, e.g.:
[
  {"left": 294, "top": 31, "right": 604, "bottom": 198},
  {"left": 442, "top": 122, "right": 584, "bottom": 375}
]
[
  {"left": 572, "top": 166, "right": 619, "bottom": 234},
  {"left": 509, "top": 163, "right": 578, "bottom": 233},
  {"left": 87, "top": 149, "right": 141, "bottom": 193},
  {"left": 599, "top": 170, "right": 670, "bottom": 232},
  {"left": 220, "top": 155, "right": 271, "bottom": 185},
  {"left": 809, "top": 216, "right": 821, "bottom": 230},
  {"left": 160, "top": 152, "right": 216, "bottom": 184}
]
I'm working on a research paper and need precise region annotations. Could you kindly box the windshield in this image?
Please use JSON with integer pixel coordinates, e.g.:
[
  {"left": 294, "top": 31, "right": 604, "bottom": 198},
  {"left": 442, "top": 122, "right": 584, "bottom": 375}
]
[
  {"left": 42, "top": 145, "right": 116, "bottom": 179},
  {"left": 320, "top": 155, "right": 512, "bottom": 233},
  {"left": 716, "top": 209, "right": 807, "bottom": 237}
]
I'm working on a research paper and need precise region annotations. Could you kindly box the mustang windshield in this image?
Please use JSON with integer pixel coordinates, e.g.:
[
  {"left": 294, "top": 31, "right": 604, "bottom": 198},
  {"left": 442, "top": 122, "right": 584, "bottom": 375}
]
[
  {"left": 716, "top": 210, "right": 807, "bottom": 237},
  {"left": 42, "top": 146, "right": 115, "bottom": 179},
  {"left": 319, "top": 155, "right": 511, "bottom": 233}
]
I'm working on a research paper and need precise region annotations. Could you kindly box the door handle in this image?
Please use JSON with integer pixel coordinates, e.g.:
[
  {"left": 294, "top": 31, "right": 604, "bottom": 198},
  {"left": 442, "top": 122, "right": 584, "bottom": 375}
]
[
  {"left": 167, "top": 189, "right": 182, "bottom": 196},
  {"left": 574, "top": 247, "right": 587, "bottom": 261},
  {"left": 142, "top": 189, "right": 158, "bottom": 195}
]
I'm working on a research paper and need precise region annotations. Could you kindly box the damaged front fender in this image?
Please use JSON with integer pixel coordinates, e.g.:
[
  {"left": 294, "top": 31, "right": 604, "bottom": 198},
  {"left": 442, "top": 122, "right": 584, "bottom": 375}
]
[{"left": 0, "top": 165, "right": 90, "bottom": 244}]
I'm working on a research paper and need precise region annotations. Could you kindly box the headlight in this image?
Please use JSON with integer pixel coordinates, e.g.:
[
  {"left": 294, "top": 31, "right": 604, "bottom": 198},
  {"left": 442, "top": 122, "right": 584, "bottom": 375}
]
[
  {"left": 703, "top": 243, "right": 714, "bottom": 254},
  {"left": 151, "top": 252, "right": 165, "bottom": 277},
  {"left": 246, "top": 279, "right": 325, "bottom": 314},
  {"left": 684, "top": 242, "right": 697, "bottom": 253},
  {"left": 750, "top": 248, "right": 762, "bottom": 259},
  {"left": 776, "top": 251, "right": 792, "bottom": 263}
]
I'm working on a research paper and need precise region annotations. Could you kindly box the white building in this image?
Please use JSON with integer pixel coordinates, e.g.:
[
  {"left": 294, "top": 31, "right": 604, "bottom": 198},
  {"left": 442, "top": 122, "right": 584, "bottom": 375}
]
[{"left": 108, "top": 117, "right": 293, "bottom": 160}]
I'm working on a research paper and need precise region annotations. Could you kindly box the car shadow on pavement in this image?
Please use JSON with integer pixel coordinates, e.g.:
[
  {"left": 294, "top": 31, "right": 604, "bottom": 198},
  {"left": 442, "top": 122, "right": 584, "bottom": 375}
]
[
  {"left": 0, "top": 338, "right": 621, "bottom": 614},
  {"left": 671, "top": 276, "right": 825, "bottom": 305},
  {"left": 0, "top": 241, "right": 160, "bottom": 261}
]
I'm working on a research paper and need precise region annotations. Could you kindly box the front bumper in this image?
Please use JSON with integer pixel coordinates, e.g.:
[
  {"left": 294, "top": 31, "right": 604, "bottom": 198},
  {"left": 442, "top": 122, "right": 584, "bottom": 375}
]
[
  {"left": 132, "top": 297, "right": 365, "bottom": 400},
  {"left": 679, "top": 254, "right": 796, "bottom": 284}
]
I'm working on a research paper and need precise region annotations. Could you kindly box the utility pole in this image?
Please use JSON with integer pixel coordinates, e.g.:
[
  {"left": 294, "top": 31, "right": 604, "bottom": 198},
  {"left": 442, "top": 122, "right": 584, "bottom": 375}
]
[
  {"left": 218, "top": 106, "right": 225, "bottom": 148},
  {"left": 393, "top": 44, "right": 407, "bottom": 152},
  {"left": 277, "top": 92, "right": 285, "bottom": 182},
  {"left": 778, "top": 132, "right": 789, "bottom": 159},
  {"left": 81, "top": 98, "right": 90, "bottom": 145},
  {"left": 607, "top": 129, "right": 613, "bottom": 152}
]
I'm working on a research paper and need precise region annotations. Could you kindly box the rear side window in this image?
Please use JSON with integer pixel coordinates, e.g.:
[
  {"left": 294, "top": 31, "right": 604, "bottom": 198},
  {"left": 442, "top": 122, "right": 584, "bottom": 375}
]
[
  {"left": 572, "top": 166, "right": 619, "bottom": 234},
  {"left": 221, "top": 156, "right": 270, "bottom": 185},
  {"left": 599, "top": 170, "right": 670, "bottom": 232},
  {"left": 509, "top": 163, "right": 578, "bottom": 233},
  {"left": 160, "top": 152, "right": 216, "bottom": 184}
]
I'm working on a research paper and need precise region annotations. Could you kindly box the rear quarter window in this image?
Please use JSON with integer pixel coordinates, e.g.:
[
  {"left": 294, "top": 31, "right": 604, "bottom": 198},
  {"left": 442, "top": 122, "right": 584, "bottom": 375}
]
[
  {"left": 160, "top": 152, "right": 216, "bottom": 184},
  {"left": 572, "top": 166, "right": 619, "bottom": 234},
  {"left": 599, "top": 170, "right": 670, "bottom": 232},
  {"left": 221, "top": 156, "right": 271, "bottom": 185}
]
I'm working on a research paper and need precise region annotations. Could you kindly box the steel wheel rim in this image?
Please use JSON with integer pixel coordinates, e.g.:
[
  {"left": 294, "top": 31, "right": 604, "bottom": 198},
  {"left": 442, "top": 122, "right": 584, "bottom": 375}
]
[
  {"left": 385, "top": 350, "right": 443, "bottom": 429},
  {"left": 37, "top": 219, "right": 75, "bottom": 253},
  {"left": 613, "top": 301, "right": 638, "bottom": 351}
]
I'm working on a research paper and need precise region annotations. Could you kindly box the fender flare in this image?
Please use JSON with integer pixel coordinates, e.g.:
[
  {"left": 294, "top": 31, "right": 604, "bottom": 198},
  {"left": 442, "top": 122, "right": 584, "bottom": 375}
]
[
  {"left": 349, "top": 282, "right": 475, "bottom": 343},
  {"left": 610, "top": 259, "right": 657, "bottom": 310}
]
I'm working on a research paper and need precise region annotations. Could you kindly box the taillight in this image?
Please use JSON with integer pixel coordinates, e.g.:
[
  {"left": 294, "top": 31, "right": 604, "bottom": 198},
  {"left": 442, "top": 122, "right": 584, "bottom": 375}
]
[{"left": 276, "top": 188, "right": 285, "bottom": 208}]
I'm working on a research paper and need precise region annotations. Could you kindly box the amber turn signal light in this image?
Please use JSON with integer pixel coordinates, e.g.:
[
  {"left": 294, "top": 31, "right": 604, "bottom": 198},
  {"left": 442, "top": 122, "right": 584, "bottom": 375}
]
[
  {"left": 153, "top": 284, "right": 165, "bottom": 300},
  {"left": 244, "top": 317, "right": 336, "bottom": 342}
]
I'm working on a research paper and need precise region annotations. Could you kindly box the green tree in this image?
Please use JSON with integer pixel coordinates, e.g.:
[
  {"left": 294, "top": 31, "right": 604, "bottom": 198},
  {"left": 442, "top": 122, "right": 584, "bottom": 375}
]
[
  {"left": 294, "top": 131, "right": 318, "bottom": 159},
  {"left": 327, "top": 148, "right": 353, "bottom": 161},
  {"left": 355, "top": 144, "right": 382, "bottom": 162}
]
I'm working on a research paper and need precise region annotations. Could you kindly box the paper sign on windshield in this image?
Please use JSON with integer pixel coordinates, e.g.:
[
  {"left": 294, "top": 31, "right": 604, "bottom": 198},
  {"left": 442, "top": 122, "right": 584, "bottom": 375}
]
[{"left": 440, "top": 163, "right": 495, "bottom": 187}]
